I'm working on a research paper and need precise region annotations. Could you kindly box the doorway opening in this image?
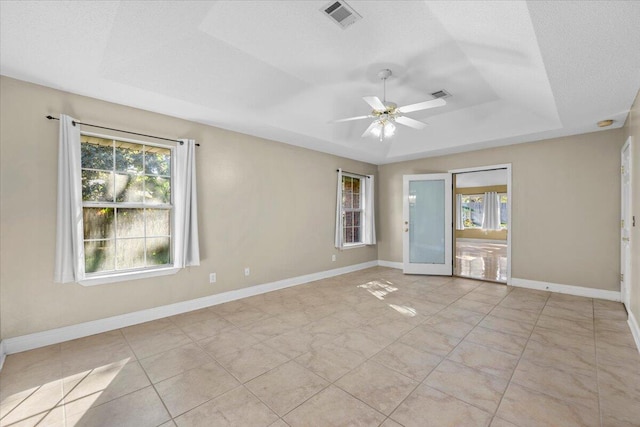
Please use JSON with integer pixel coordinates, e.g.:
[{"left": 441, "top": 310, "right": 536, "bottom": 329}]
[{"left": 452, "top": 167, "right": 510, "bottom": 284}]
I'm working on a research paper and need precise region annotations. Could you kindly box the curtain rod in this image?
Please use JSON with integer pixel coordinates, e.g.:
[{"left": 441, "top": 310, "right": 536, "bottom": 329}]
[
  {"left": 337, "top": 169, "right": 370, "bottom": 178},
  {"left": 45, "top": 115, "right": 200, "bottom": 146}
]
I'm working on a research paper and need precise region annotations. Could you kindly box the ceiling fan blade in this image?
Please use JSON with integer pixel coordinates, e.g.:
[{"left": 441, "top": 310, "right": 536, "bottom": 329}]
[
  {"left": 363, "top": 96, "right": 386, "bottom": 111},
  {"left": 361, "top": 121, "right": 378, "bottom": 137},
  {"left": 332, "top": 115, "right": 373, "bottom": 123},
  {"left": 397, "top": 98, "right": 446, "bottom": 114},
  {"left": 395, "top": 116, "right": 428, "bottom": 130}
]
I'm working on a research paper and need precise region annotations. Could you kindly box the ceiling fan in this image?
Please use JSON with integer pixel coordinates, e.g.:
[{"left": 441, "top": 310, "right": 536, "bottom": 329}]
[{"left": 334, "top": 69, "right": 446, "bottom": 141}]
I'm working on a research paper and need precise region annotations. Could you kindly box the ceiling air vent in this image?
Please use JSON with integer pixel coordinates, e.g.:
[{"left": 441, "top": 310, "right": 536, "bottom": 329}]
[
  {"left": 431, "top": 89, "right": 452, "bottom": 99},
  {"left": 321, "top": 1, "right": 362, "bottom": 29}
]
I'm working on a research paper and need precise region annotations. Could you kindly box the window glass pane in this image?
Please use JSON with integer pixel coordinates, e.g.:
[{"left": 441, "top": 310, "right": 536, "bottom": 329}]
[
  {"left": 345, "top": 211, "right": 353, "bottom": 227},
  {"left": 345, "top": 227, "right": 353, "bottom": 243},
  {"left": 354, "top": 211, "right": 361, "bottom": 227},
  {"left": 81, "top": 134, "right": 173, "bottom": 275},
  {"left": 116, "top": 238, "right": 146, "bottom": 270},
  {"left": 342, "top": 176, "right": 352, "bottom": 192},
  {"left": 146, "top": 237, "right": 170, "bottom": 266},
  {"left": 353, "top": 192, "right": 361, "bottom": 209},
  {"left": 352, "top": 177, "right": 361, "bottom": 193},
  {"left": 500, "top": 194, "right": 508, "bottom": 228},
  {"left": 117, "top": 208, "right": 145, "bottom": 238},
  {"left": 352, "top": 226, "right": 361, "bottom": 243},
  {"left": 115, "top": 173, "right": 144, "bottom": 203},
  {"left": 83, "top": 208, "right": 114, "bottom": 240},
  {"left": 82, "top": 170, "right": 114, "bottom": 202},
  {"left": 461, "top": 194, "right": 484, "bottom": 228},
  {"left": 145, "top": 176, "right": 171, "bottom": 204},
  {"left": 84, "top": 240, "right": 115, "bottom": 273},
  {"left": 146, "top": 209, "right": 170, "bottom": 236},
  {"left": 145, "top": 147, "right": 171, "bottom": 176},
  {"left": 343, "top": 192, "right": 352, "bottom": 209},
  {"left": 81, "top": 139, "right": 113, "bottom": 170},
  {"left": 115, "top": 144, "right": 143, "bottom": 173}
]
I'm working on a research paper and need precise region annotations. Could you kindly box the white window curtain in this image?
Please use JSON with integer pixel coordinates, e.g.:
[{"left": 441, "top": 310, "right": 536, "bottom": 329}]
[
  {"left": 54, "top": 115, "right": 85, "bottom": 283},
  {"left": 334, "top": 169, "right": 344, "bottom": 249},
  {"left": 363, "top": 174, "right": 376, "bottom": 245},
  {"left": 482, "top": 191, "right": 501, "bottom": 230},
  {"left": 174, "top": 139, "right": 200, "bottom": 267},
  {"left": 455, "top": 194, "right": 464, "bottom": 230}
]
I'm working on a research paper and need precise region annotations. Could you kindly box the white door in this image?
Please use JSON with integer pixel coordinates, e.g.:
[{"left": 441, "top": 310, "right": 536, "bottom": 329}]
[
  {"left": 403, "top": 174, "right": 452, "bottom": 275},
  {"left": 621, "top": 138, "right": 632, "bottom": 309}
]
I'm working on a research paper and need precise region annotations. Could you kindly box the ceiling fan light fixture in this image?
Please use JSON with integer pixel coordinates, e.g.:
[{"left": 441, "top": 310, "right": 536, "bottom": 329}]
[
  {"left": 384, "top": 121, "right": 396, "bottom": 138},
  {"left": 334, "top": 68, "right": 446, "bottom": 140}
]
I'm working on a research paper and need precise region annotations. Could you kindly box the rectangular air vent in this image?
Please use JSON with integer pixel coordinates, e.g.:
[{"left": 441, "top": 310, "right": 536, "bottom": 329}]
[
  {"left": 431, "top": 89, "right": 452, "bottom": 99},
  {"left": 321, "top": 1, "right": 362, "bottom": 29}
]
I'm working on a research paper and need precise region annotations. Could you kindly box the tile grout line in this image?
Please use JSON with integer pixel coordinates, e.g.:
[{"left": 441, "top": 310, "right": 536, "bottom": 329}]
[
  {"left": 405, "top": 282, "right": 519, "bottom": 425},
  {"left": 488, "top": 290, "right": 551, "bottom": 426},
  {"left": 344, "top": 279, "right": 515, "bottom": 425},
  {"left": 592, "top": 299, "right": 603, "bottom": 427},
  {"left": 175, "top": 318, "right": 288, "bottom": 423},
  {"left": 256, "top": 276, "right": 465, "bottom": 424},
  {"left": 119, "top": 326, "right": 176, "bottom": 424}
]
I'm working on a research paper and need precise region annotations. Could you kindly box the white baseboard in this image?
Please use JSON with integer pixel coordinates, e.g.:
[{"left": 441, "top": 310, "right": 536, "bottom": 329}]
[
  {"left": 0, "top": 340, "right": 6, "bottom": 371},
  {"left": 628, "top": 310, "right": 640, "bottom": 353},
  {"left": 378, "top": 260, "right": 403, "bottom": 269},
  {"left": 2, "top": 261, "right": 378, "bottom": 356},
  {"left": 510, "top": 277, "right": 621, "bottom": 302}
]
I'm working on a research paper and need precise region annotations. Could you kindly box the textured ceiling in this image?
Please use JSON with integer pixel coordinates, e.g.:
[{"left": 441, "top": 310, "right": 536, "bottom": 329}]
[{"left": 1, "top": 1, "right": 639, "bottom": 164}]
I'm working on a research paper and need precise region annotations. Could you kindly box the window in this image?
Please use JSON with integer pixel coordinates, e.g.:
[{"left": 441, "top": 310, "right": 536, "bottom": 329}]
[
  {"left": 342, "top": 174, "right": 363, "bottom": 245},
  {"left": 81, "top": 134, "right": 172, "bottom": 275},
  {"left": 460, "top": 193, "right": 508, "bottom": 229}
]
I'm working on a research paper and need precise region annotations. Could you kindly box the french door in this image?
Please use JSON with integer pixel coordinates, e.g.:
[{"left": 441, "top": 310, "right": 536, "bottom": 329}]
[{"left": 403, "top": 174, "right": 452, "bottom": 275}]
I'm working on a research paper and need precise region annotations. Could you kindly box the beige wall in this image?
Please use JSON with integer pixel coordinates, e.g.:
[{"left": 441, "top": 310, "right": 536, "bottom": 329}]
[
  {"left": 378, "top": 129, "right": 625, "bottom": 291},
  {"left": 623, "top": 90, "right": 640, "bottom": 332},
  {"left": 0, "top": 77, "right": 377, "bottom": 339}
]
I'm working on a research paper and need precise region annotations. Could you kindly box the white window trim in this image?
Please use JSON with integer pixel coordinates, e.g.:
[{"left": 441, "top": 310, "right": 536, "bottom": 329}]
[
  {"left": 79, "top": 267, "right": 180, "bottom": 286},
  {"left": 342, "top": 243, "right": 367, "bottom": 250},
  {"left": 79, "top": 131, "right": 177, "bottom": 286}
]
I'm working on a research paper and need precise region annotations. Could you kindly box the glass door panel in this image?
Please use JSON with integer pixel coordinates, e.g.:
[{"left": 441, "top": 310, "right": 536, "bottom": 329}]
[{"left": 403, "top": 174, "right": 452, "bottom": 275}]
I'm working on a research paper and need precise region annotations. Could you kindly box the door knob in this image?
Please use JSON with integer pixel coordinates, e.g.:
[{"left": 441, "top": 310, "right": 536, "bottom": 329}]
[{"left": 405, "top": 228, "right": 409, "bottom": 232}]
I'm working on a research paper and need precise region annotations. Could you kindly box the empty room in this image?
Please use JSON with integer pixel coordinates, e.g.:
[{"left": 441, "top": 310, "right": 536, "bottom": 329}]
[{"left": 1, "top": 1, "right": 639, "bottom": 426}]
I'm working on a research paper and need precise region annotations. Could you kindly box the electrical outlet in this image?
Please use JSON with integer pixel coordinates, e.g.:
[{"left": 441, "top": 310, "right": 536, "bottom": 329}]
[
  {"left": 209, "top": 273, "right": 216, "bottom": 283},
  {"left": 331, "top": 254, "right": 336, "bottom": 262},
  {"left": 244, "top": 267, "right": 250, "bottom": 276}
]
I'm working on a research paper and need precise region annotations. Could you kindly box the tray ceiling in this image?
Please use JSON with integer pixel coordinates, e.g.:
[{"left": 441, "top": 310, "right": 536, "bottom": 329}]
[{"left": 1, "top": 1, "right": 639, "bottom": 164}]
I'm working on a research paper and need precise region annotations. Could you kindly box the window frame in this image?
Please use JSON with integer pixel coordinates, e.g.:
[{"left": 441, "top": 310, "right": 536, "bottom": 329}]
[
  {"left": 341, "top": 173, "right": 365, "bottom": 248},
  {"left": 460, "top": 192, "right": 508, "bottom": 230},
  {"left": 78, "top": 131, "right": 179, "bottom": 286}
]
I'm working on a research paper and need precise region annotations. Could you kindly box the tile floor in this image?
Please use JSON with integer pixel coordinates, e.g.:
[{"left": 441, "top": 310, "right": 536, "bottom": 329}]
[
  {"left": 456, "top": 240, "right": 507, "bottom": 283},
  {"left": 1, "top": 267, "right": 639, "bottom": 427}
]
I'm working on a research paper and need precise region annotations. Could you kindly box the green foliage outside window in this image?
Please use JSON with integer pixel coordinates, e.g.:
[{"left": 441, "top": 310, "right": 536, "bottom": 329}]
[{"left": 81, "top": 135, "right": 172, "bottom": 274}]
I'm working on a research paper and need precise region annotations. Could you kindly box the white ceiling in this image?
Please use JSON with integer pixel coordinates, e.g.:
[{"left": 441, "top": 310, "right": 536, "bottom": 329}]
[{"left": 1, "top": 1, "right": 639, "bottom": 165}]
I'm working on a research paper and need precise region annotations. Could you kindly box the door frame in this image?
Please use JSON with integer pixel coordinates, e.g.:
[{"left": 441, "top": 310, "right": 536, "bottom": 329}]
[
  {"left": 621, "top": 137, "right": 632, "bottom": 310},
  {"left": 449, "top": 164, "right": 512, "bottom": 285}
]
